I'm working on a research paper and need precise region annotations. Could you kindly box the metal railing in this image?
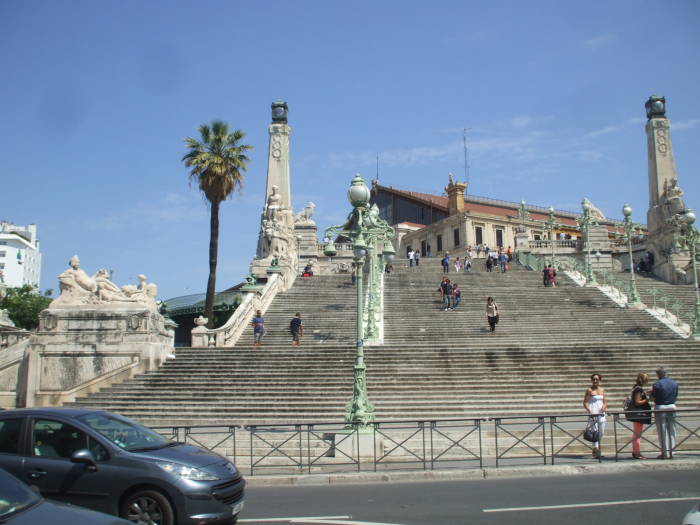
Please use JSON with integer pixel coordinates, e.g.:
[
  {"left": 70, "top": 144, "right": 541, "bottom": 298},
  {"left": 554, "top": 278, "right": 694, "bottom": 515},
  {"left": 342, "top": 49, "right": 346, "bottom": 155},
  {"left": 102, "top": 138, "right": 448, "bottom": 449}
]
[{"left": 149, "top": 410, "right": 698, "bottom": 475}]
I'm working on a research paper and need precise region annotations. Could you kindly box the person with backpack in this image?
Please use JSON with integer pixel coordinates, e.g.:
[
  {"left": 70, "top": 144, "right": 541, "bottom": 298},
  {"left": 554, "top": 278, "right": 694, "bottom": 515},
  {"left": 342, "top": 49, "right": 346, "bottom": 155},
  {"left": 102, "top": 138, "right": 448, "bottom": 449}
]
[
  {"left": 548, "top": 264, "right": 556, "bottom": 287},
  {"left": 441, "top": 252, "right": 450, "bottom": 273},
  {"left": 542, "top": 266, "right": 550, "bottom": 287},
  {"left": 486, "top": 255, "right": 493, "bottom": 272},
  {"left": 625, "top": 372, "right": 651, "bottom": 459}
]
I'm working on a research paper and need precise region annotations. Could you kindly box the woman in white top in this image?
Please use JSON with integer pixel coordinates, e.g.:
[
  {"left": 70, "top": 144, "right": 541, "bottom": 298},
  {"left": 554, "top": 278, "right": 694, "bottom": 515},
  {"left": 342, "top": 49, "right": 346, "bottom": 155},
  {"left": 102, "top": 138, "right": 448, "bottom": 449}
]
[{"left": 583, "top": 373, "right": 607, "bottom": 458}]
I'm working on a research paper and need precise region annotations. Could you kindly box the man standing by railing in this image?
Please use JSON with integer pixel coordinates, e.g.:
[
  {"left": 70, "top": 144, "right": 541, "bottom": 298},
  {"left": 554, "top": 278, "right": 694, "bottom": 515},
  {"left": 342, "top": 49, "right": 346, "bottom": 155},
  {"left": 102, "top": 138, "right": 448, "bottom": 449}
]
[{"left": 650, "top": 366, "right": 679, "bottom": 459}]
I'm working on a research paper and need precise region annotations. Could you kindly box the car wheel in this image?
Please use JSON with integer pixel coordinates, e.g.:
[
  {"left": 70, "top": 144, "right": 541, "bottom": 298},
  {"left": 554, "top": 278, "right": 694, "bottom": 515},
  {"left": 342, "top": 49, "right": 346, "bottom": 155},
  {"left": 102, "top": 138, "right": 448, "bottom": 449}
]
[{"left": 120, "top": 489, "right": 174, "bottom": 525}]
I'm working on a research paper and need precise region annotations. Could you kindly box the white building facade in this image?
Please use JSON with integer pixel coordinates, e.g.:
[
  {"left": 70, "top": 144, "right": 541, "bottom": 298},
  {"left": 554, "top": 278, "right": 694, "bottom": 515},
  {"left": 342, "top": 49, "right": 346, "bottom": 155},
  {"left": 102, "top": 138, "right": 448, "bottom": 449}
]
[{"left": 0, "top": 221, "right": 41, "bottom": 289}]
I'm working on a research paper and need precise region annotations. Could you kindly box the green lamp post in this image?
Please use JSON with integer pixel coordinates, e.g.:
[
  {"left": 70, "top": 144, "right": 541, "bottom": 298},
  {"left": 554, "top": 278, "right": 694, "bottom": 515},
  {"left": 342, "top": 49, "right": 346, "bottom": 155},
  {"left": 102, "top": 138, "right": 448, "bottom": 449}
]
[
  {"left": 681, "top": 209, "right": 700, "bottom": 338},
  {"left": 545, "top": 206, "right": 560, "bottom": 268},
  {"left": 578, "top": 198, "right": 598, "bottom": 286},
  {"left": 622, "top": 204, "right": 643, "bottom": 308},
  {"left": 324, "top": 175, "right": 396, "bottom": 427}
]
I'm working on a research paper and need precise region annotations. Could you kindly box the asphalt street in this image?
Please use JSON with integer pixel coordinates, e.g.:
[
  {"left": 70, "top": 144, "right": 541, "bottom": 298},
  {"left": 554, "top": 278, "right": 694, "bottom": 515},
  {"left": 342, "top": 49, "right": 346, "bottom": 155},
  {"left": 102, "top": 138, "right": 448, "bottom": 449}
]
[{"left": 239, "top": 470, "right": 700, "bottom": 525}]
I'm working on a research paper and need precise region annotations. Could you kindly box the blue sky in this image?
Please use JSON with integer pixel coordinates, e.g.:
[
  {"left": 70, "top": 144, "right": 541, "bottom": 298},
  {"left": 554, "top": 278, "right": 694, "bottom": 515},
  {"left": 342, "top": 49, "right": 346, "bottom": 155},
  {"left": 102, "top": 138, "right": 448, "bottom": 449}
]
[{"left": 2, "top": 1, "right": 699, "bottom": 299}]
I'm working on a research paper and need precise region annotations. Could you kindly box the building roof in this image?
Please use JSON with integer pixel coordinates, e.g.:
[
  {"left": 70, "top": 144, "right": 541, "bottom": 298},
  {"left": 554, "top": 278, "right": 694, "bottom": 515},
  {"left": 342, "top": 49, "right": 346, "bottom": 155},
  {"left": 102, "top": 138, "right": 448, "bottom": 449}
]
[{"left": 372, "top": 182, "right": 636, "bottom": 231}]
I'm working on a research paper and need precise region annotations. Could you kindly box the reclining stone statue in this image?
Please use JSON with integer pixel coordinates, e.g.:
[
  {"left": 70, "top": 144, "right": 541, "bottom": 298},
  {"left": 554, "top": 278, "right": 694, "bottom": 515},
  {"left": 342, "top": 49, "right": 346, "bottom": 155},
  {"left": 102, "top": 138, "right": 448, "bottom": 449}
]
[{"left": 50, "top": 256, "right": 159, "bottom": 311}]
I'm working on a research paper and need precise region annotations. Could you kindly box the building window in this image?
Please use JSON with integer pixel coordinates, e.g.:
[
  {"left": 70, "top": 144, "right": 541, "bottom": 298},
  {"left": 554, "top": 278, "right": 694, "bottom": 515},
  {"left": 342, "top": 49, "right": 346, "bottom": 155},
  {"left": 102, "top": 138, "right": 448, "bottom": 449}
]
[
  {"left": 0, "top": 263, "right": 4, "bottom": 269},
  {"left": 436, "top": 235, "right": 443, "bottom": 252},
  {"left": 420, "top": 240, "right": 426, "bottom": 256},
  {"left": 496, "top": 229, "right": 504, "bottom": 248},
  {"left": 0, "top": 251, "right": 5, "bottom": 257},
  {"left": 0, "top": 241, "right": 6, "bottom": 245},
  {"left": 453, "top": 228, "right": 460, "bottom": 247},
  {"left": 475, "top": 226, "right": 483, "bottom": 246}
]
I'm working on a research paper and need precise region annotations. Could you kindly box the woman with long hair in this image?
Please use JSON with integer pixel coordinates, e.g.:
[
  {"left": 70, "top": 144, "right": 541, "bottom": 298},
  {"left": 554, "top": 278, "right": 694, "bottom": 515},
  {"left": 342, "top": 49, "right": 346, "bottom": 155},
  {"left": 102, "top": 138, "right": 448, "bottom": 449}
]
[
  {"left": 628, "top": 372, "right": 652, "bottom": 459},
  {"left": 583, "top": 373, "right": 607, "bottom": 458}
]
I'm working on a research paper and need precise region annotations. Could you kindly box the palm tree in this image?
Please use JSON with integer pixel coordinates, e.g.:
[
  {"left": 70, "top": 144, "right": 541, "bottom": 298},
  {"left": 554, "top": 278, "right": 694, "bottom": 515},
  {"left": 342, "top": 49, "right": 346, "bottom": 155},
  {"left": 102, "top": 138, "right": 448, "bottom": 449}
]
[{"left": 183, "top": 121, "right": 253, "bottom": 328}]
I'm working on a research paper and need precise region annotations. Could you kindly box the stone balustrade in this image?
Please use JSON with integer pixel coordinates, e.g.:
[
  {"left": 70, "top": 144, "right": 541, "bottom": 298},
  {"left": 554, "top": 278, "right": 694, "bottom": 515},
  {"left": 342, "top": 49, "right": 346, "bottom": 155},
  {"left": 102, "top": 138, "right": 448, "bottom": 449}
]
[
  {"left": 191, "top": 272, "right": 285, "bottom": 348},
  {"left": 0, "top": 330, "right": 30, "bottom": 350}
]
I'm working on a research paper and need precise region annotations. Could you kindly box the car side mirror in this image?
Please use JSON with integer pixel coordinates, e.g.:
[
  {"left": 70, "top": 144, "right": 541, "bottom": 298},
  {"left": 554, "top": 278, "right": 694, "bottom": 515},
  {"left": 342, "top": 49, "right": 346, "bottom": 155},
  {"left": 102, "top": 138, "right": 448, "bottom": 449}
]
[{"left": 71, "top": 449, "right": 98, "bottom": 471}]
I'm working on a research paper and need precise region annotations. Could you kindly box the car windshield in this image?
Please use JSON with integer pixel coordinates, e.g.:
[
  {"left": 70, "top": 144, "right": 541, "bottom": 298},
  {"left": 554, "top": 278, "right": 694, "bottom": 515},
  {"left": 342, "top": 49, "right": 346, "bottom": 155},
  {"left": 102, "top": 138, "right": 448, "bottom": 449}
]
[
  {"left": 77, "top": 413, "right": 172, "bottom": 452},
  {"left": 0, "top": 469, "right": 41, "bottom": 520}
]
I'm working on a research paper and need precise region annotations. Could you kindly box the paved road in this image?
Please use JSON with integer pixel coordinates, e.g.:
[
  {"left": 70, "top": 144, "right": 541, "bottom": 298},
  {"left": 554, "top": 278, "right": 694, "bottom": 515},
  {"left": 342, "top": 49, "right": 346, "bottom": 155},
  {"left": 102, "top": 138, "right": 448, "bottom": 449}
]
[{"left": 239, "top": 470, "right": 700, "bottom": 524}]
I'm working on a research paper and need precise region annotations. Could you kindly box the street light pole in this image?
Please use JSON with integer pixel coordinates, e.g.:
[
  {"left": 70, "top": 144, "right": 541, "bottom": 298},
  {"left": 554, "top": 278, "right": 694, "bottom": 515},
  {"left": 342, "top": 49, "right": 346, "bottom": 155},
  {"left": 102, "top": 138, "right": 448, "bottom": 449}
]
[
  {"left": 545, "top": 206, "right": 559, "bottom": 268},
  {"left": 622, "top": 204, "right": 643, "bottom": 308},
  {"left": 324, "top": 175, "right": 395, "bottom": 428},
  {"left": 682, "top": 209, "right": 700, "bottom": 339},
  {"left": 578, "top": 198, "right": 598, "bottom": 286}
]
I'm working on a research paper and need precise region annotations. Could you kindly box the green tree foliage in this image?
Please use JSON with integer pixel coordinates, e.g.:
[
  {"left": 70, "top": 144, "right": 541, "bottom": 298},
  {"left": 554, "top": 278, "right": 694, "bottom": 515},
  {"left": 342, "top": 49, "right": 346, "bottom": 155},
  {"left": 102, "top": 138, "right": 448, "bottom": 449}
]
[
  {"left": 0, "top": 286, "right": 52, "bottom": 330},
  {"left": 183, "top": 121, "right": 252, "bottom": 328}
]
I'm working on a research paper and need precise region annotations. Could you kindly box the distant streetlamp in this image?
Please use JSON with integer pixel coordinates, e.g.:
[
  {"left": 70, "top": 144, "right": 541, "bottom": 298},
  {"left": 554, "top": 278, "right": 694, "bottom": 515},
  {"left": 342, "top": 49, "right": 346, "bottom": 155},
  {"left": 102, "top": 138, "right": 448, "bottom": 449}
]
[
  {"left": 295, "top": 234, "right": 302, "bottom": 271},
  {"left": 545, "top": 206, "right": 560, "bottom": 268},
  {"left": 622, "top": 204, "right": 643, "bottom": 308},
  {"left": 324, "top": 175, "right": 395, "bottom": 427},
  {"left": 682, "top": 209, "right": 700, "bottom": 338},
  {"left": 578, "top": 198, "right": 598, "bottom": 286}
]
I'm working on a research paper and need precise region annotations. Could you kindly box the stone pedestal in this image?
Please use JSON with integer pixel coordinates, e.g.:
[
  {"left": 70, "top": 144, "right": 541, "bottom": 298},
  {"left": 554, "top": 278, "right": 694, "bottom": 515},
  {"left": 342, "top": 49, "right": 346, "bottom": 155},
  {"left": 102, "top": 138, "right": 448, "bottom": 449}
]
[
  {"left": 588, "top": 225, "right": 613, "bottom": 271},
  {"left": 514, "top": 230, "right": 529, "bottom": 251},
  {"left": 294, "top": 223, "right": 319, "bottom": 269},
  {"left": 23, "top": 306, "right": 174, "bottom": 407},
  {"left": 334, "top": 429, "right": 383, "bottom": 460}
]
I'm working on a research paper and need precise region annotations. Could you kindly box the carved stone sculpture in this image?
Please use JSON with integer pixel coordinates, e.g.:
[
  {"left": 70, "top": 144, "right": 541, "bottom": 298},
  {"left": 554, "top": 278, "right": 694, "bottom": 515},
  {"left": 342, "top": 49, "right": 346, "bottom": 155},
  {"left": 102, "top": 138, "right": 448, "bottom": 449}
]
[
  {"left": 586, "top": 200, "right": 606, "bottom": 221},
  {"left": 49, "top": 257, "right": 159, "bottom": 310},
  {"left": 295, "top": 202, "right": 316, "bottom": 225}
]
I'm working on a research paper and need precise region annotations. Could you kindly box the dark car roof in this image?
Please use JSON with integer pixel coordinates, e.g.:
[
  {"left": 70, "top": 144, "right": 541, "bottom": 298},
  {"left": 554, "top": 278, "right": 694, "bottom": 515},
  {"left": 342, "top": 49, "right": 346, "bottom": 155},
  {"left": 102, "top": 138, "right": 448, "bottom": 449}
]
[{"left": 0, "top": 407, "right": 108, "bottom": 418}]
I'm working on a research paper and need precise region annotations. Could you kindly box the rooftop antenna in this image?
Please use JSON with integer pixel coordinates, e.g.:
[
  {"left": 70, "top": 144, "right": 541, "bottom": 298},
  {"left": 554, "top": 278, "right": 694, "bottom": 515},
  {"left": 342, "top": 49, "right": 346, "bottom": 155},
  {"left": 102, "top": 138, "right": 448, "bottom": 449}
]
[{"left": 463, "top": 128, "right": 470, "bottom": 194}]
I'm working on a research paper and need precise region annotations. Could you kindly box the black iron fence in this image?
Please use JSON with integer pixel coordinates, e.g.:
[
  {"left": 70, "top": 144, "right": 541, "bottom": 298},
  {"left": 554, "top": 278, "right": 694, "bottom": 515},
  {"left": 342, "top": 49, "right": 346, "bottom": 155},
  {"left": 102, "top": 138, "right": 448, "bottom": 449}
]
[{"left": 152, "top": 410, "right": 699, "bottom": 476}]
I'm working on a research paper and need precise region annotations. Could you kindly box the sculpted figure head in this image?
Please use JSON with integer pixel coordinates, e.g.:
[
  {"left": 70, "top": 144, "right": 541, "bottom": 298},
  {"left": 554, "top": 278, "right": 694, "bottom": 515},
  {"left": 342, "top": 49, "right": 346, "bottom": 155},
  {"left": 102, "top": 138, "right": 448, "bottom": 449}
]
[{"left": 69, "top": 255, "right": 81, "bottom": 269}]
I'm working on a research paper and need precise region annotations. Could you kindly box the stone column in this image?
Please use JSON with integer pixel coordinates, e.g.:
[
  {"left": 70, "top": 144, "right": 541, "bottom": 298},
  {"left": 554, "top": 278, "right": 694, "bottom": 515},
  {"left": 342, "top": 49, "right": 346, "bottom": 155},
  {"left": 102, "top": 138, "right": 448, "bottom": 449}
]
[
  {"left": 643, "top": 95, "right": 690, "bottom": 283},
  {"left": 646, "top": 96, "right": 678, "bottom": 210},
  {"left": 265, "top": 101, "right": 292, "bottom": 210}
]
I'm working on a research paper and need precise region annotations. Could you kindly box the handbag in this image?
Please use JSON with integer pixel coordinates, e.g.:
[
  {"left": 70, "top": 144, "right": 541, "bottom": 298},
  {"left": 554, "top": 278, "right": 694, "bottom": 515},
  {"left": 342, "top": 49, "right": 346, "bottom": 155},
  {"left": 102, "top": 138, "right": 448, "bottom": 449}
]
[
  {"left": 625, "top": 387, "right": 652, "bottom": 423},
  {"left": 583, "top": 416, "right": 600, "bottom": 442}
]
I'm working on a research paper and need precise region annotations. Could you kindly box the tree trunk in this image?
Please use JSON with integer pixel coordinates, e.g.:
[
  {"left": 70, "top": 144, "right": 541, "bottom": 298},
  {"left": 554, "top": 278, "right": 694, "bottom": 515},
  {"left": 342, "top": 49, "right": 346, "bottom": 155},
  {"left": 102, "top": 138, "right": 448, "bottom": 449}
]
[{"left": 205, "top": 200, "right": 220, "bottom": 329}]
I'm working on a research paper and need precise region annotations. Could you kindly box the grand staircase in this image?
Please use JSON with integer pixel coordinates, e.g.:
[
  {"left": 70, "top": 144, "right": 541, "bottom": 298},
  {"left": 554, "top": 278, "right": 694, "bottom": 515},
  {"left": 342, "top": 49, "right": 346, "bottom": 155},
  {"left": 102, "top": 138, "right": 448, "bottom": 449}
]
[{"left": 67, "top": 258, "right": 700, "bottom": 427}]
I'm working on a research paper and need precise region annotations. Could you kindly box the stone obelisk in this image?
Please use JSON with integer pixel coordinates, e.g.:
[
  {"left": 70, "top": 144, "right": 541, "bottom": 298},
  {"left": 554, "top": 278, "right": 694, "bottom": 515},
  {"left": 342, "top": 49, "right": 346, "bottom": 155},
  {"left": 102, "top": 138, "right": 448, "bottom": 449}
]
[
  {"left": 644, "top": 95, "right": 690, "bottom": 283},
  {"left": 251, "top": 101, "right": 297, "bottom": 286},
  {"left": 265, "top": 101, "right": 292, "bottom": 210}
]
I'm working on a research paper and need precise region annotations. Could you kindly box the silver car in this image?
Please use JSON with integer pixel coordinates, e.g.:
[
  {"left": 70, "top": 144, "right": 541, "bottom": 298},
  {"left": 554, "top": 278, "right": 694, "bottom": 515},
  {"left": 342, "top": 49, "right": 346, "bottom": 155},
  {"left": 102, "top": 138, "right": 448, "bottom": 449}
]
[{"left": 0, "top": 408, "right": 245, "bottom": 525}]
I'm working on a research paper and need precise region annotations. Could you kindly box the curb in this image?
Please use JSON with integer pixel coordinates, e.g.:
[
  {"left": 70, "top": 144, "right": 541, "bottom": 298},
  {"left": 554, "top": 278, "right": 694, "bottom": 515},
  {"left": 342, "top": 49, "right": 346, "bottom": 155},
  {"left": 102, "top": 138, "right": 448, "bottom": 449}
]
[{"left": 246, "top": 458, "right": 700, "bottom": 488}]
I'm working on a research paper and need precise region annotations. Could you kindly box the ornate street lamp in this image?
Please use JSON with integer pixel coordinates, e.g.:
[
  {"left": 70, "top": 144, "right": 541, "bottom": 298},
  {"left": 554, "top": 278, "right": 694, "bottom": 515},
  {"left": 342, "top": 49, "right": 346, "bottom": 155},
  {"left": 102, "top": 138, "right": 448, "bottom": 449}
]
[
  {"left": 545, "top": 206, "right": 560, "bottom": 268},
  {"left": 681, "top": 209, "right": 700, "bottom": 338},
  {"left": 622, "top": 204, "right": 643, "bottom": 308},
  {"left": 517, "top": 200, "right": 531, "bottom": 230},
  {"left": 295, "top": 234, "right": 302, "bottom": 271},
  {"left": 578, "top": 198, "right": 598, "bottom": 286},
  {"left": 324, "top": 175, "right": 396, "bottom": 427}
]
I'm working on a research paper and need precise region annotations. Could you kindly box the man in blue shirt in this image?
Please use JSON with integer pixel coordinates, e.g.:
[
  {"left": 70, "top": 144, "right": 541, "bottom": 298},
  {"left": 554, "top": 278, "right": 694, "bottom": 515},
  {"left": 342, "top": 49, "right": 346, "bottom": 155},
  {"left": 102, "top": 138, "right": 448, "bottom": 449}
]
[{"left": 650, "top": 367, "right": 679, "bottom": 459}]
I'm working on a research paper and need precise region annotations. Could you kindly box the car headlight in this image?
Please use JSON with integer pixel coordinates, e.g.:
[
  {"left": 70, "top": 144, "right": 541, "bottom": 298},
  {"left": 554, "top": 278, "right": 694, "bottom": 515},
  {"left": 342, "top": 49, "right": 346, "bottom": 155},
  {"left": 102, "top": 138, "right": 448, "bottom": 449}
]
[
  {"left": 225, "top": 462, "right": 238, "bottom": 475},
  {"left": 156, "top": 461, "right": 220, "bottom": 481}
]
